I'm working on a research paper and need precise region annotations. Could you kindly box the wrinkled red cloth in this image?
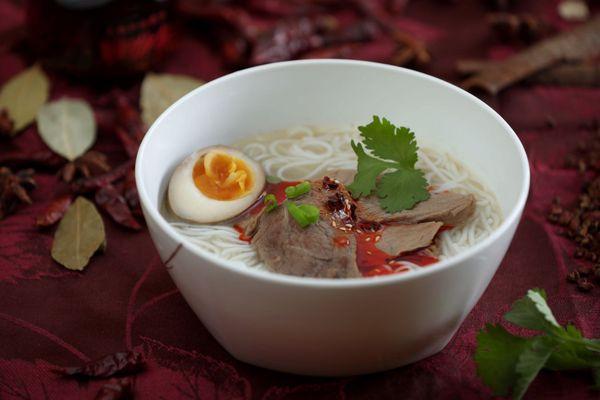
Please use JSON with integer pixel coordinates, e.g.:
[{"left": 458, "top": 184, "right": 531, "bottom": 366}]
[{"left": 1, "top": 1, "right": 599, "bottom": 399}]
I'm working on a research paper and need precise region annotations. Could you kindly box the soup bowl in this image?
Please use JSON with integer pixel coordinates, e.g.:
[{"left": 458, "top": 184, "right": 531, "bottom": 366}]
[{"left": 136, "top": 60, "right": 529, "bottom": 376}]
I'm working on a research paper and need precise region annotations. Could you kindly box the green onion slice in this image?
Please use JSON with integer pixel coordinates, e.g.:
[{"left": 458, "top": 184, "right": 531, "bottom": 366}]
[
  {"left": 284, "top": 181, "right": 311, "bottom": 199},
  {"left": 264, "top": 194, "right": 278, "bottom": 212},
  {"left": 286, "top": 202, "right": 320, "bottom": 228}
]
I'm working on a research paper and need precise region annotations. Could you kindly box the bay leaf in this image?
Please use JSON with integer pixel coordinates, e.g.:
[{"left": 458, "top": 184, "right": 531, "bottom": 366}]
[
  {"left": 37, "top": 98, "right": 96, "bottom": 161},
  {"left": 140, "top": 73, "right": 204, "bottom": 127},
  {"left": 0, "top": 64, "right": 50, "bottom": 134},
  {"left": 51, "top": 196, "right": 106, "bottom": 271}
]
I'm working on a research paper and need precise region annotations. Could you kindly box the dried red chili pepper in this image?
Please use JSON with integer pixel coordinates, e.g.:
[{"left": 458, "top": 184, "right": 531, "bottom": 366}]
[
  {"left": 123, "top": 168, "right": 141, "bottom": 218},
  {"left": 0, "top": 108, "right": 14, "bottom": 138},
  {"left": 246, "top": 0, "right": 320, "bottom": 16},
  {"left": 0, "top": 149, "right": 64, "bottom": 169},
  {"left": 0, "top": 168, "right": 36, "bottom": 220},
  {"left": 176, "top": 1, "right": 260, "bottom": 41},
  {"left": 94, "top": 377, "right": 133, "bottom": 400},
  {"left": 72, "top": 159, "right": 134, "bottom": 193},
  {"left": 115, "top": 127, "right": 140, "bottom": 159},
  {"left": 57, "top": 350, "right": 144, "bottom": 379},
  {"left": 95, "top": 184, "right": 142, "bottom": 230},
  {"left": 216, "top": 28, "right": 251, "bottom": 66},
  {"left": 114, "top": 93, "right": 145, "bottom": 142},
  {"left": 250, "top": 15, "right": 339, "bottom": 65},
  {"left": 351, "top": 0, "right": 430, "bottom": 65},
  {"left": 35, "top": 194, "right": 72, "bottom": 227}
]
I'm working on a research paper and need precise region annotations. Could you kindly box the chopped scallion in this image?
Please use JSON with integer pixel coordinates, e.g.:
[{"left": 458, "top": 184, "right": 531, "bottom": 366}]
[
  {"left": 284, "top": 181, "right": 311, "bottom": 199},
  {"left": 286, "top": 202, "right": 320, "bottom": 228},
  {"left": 264, "top": 194, "right": 278, "bottom": 212}
]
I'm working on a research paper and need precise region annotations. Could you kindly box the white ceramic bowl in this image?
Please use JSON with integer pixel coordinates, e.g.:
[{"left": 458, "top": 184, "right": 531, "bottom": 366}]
[{"left": 136, "top": 60, "right": 529, "bottom": 376}]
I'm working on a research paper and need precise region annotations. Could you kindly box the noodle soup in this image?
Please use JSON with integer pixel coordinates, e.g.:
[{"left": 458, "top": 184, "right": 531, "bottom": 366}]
[{"left": 165, "top": 125, "right": 502, "bottom": 276}]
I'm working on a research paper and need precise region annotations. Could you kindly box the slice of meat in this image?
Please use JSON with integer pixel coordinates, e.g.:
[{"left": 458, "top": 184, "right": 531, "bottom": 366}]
[
  {"left": 324, "top": 169, "right": 476, "bottom": 227},
  {"left": 252, "top": 207, "right": 360, "bottom": 278},
  {"left": 375, "top": 222, "right": 443, "bottom": 256},
  {"left": 246, "top": 180, "right": 361, "bottom": 278},
  {"left": 360, "top": 191, "right": 476, "bottom": 226}
]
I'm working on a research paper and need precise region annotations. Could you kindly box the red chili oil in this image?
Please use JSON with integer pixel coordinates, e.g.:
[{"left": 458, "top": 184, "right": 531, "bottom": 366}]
[
  {"left": 354, "top": 228, "right": 439, "bottom": 277},
  {"left": 233, "top": 224, "right": 252, "bottom": 243}
]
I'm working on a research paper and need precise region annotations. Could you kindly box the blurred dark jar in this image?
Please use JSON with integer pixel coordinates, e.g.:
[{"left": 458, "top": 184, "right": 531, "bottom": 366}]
[{"left": 26, "top": 0, "right": 172, "bottom": 77}]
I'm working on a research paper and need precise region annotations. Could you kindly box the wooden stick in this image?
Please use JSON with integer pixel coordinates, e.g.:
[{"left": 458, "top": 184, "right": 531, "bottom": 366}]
[{"left": 461, "top": 15, "right": 600, "bottom": 94}]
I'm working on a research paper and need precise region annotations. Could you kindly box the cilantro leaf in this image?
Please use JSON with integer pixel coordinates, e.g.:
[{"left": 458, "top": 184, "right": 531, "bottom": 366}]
[
  {"left": 359, "top": 116, "right": 419, "bottom": 168},
  {"left": 475, "top": 324, "right": 534, "bottom": 396},
  {"left": 504, "top": 288, "right": 562, "bottom": 334},
  {"left": 377, "top": 168, "right": 429, "bottom": 212},
  {"left": 546, "top": 324, "right": 600, "bottom": 370},
  {"left": 347, "top": 141, "right": 397, "bottom": 198},
  {"left": 348, "top": 116, "right": 430, "bottom": 212},
  {"left": 475, "top": 288, "right": 600, "bottom": 399},
  {"left": 513, "top": 337, "right": 555, "bottom": 400}
]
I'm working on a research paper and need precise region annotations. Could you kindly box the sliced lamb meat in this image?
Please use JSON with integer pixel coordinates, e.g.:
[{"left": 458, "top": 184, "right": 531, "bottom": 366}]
[
  {"left": 253, "top": 213, "right": 360, "bottom": 278},
  {"left": 375, "top": 222, "right": 443, "bottom": 256},
  {"left": 246, "top": 182, "right": 360, "bottom": 278},
  {"left": 360, "top": 191, "right": 476, "bottom": 226},
  {"left": 324, "top": 169, "right": 476, "bottom": 226}
]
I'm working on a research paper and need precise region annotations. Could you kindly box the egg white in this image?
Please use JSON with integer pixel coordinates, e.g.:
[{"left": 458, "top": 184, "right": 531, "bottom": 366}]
[{"left": 168, "top": 145, "right": 265, "bottom": 223}]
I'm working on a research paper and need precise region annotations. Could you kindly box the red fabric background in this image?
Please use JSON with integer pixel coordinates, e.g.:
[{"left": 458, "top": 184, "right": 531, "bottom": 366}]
[{"left": 1, "top": 1, "right": 599, "bottom": 399}]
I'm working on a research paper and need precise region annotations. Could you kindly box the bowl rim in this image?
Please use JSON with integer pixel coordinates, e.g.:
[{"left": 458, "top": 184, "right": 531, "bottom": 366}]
[{"left": 136, "top": 59, "right": 530, "bottom": 289}]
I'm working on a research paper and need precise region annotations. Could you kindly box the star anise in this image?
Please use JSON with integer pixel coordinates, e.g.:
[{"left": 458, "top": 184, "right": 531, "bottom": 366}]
[
  {"left": 0, "top": 167, "right": 36, "bottom": 220},
  {"left": 0, "top": 108, "right": 14, "bottom": 138},
  {"left": 60, "top": 150, "right": 111, "bottom": 183}
]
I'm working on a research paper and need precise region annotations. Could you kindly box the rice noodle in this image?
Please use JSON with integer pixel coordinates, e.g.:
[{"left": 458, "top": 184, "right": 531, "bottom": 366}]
[{"left": 168, "top": 126, "right": 503, "bottom": 273}]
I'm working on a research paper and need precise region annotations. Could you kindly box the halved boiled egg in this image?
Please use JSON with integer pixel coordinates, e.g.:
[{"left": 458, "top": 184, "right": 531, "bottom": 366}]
[{"left": 168, "top": 145, "right": 265, "bottom": 223}]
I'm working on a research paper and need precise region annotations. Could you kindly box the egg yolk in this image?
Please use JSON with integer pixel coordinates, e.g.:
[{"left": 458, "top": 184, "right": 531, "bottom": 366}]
[{"left": 193, "top": 150, "right": 254, "bottom": 200}]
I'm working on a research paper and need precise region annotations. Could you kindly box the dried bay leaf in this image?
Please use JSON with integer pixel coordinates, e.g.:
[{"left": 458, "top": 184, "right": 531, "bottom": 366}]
[
  {"left": 140, "top": 73, "right": 204, "bottom": 127},
  {"left": 37, "top": 98, "right": 96, "bottom": 161},
  {"left": 0, "top": 64, "right": 50, "bottom": 134},
  {"left": 51, "top": 196, "right": 105, "bottom": 271}
]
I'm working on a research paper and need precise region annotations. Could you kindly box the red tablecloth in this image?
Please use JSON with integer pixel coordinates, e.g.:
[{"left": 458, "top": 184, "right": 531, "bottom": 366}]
[{"left": 1, "top": 1, "right": 599, "bottom": 399}]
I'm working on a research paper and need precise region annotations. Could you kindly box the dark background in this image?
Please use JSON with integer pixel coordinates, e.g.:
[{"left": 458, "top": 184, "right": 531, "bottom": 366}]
[{"left": 0, "top": 0, "right": 599, "bottom": 399}]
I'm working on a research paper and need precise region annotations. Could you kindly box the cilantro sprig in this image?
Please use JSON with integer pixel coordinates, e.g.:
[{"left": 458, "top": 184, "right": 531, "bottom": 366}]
[
  {"left": 475, "top": 288, "right": 600, "bottom": 399},
  {"left": 348, "top": 116, "right": 429, "bottom": 212}
]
